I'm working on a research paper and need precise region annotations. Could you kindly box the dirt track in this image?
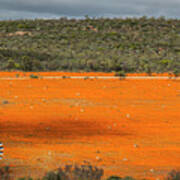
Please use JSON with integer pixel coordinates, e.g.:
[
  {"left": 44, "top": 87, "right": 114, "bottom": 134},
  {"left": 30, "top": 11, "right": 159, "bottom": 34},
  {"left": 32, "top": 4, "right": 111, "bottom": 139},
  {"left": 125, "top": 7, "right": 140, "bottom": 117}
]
[{"left": 0, "top": 72, "right": 180, "bottom": 179}]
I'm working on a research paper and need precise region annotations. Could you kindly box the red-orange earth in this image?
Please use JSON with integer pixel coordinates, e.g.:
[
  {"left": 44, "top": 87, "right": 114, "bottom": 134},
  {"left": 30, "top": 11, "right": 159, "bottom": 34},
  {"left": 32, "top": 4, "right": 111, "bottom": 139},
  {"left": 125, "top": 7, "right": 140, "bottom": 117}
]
[{"left": 0, "top": 72, "right": 180, "bottom": 180}]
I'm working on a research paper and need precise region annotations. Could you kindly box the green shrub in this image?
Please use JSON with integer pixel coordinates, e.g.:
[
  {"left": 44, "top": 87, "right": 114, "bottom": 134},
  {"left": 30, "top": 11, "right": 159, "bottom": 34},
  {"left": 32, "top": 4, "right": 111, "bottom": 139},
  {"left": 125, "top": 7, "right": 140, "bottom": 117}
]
[
  {"left": 62, "top": 76, "right": 70, "bottom": 79},
  {"left": 20, "top": 56, "right": 43, "bottom": 71},
  {"left": 172, "top": 69, "right": 180, "bottom": 77},
  {"left": 122, "top": 177, "right": 136, "bottom": 180},
  {"left": 18, "top": 178, "right": 33, "bottom": 180},
  {"left": 20, "top": 56, "right": 33, "bottom": 71},
  {"left": 42, "top": 171, "right": 62, "bottom": 180},
  {"left": 144, "top": 64, "right": 152, "bottom": 76},
  {"left": 107, "top": 176, "right": 136, "bottom": 180},
  {"left": 29, "top": 74, "right": 39, "bottom": 79},
  {"left": 5, "top": 59, "right": 16, "bottom": 69},
  {"left": 84, "top": 76, "right": 89, "bottom": 80},
  {"left": 115, "top": 71, "right": 126, "bottom": 77},
  {"left": 5, "top": 58, "right": 21, "bottom": 70},
  {"left": 1, "top": 18, "right": 180, "bottom": 73},
  {"left": 107, "top": 176, "right": 122, "bottom": 180},
  {"left": 16, "top": 74, "right": 20, "bottom": 78}
]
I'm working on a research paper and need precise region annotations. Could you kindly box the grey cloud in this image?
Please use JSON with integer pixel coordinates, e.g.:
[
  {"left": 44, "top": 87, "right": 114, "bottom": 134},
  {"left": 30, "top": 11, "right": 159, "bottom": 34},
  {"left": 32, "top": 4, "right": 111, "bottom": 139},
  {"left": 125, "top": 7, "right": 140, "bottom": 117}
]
[{"left": 0, "top": 0, "right": 180, "bottom": 20}]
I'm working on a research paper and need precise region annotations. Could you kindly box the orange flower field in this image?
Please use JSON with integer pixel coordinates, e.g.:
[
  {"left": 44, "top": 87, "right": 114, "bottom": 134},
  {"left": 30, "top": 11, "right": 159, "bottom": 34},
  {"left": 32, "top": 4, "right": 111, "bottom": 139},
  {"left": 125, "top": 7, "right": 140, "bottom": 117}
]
[{"left": 0, "top": 72, "right": 180, "bottom": 179}]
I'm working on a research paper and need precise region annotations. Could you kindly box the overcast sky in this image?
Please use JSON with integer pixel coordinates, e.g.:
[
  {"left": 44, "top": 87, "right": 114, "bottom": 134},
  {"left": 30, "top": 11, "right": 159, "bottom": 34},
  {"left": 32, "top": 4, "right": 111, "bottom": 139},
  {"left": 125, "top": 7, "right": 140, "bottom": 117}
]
[{"left": 0, "top": 0, "right": 180, "bottom": 20}]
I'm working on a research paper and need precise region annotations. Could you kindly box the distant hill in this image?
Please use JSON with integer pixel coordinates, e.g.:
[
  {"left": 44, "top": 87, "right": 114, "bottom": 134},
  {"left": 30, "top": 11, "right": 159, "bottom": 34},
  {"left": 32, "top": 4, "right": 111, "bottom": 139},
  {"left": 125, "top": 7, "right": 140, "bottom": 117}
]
[{"left": 0, "top": 17, "right": 180, "bottom": 74}]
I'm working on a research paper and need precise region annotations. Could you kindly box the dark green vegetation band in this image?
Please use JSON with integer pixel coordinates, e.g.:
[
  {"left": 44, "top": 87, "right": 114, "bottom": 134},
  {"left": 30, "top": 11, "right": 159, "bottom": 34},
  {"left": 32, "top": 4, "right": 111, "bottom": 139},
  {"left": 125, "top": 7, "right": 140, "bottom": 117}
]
[
  {"left": 0, "top": 165, "right": 179, "bottom": 180},
  {"left": 0, "top": 17, "right": 180, "bottom": 74}
]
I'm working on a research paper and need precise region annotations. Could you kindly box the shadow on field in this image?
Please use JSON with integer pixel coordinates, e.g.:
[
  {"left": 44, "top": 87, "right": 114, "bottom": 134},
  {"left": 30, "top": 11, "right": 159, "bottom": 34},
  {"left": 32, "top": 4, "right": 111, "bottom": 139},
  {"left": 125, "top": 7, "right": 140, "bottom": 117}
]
[{"left": 0, "top": 118, "right": 132, "bottom": 139}]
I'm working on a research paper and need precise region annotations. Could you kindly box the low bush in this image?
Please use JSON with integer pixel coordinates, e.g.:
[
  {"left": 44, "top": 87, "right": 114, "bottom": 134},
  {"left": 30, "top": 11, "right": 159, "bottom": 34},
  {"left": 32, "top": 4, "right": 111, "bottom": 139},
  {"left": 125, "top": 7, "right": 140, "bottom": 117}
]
[
  {"left": 0, "top": 166, "right": 11, "bottom": 180},
  {"left": 107, "top": 176, "right": 135, "bottom": 180},
  {"left": 5, "top": 165, "right": 180, "bottom": 180},
  {"left": 114, "top": 71, "right": 126, "bottom": 77},
  {"left": 43, "top": 164, "right": 104, "bottom": 180},
  {"left": 167, "top": 170, "right": 180, "bottom": 180},
  {"left": 29, "top": 74, "right": 39, "bottom": 79},
  {"left": 107, "top": 176, "right": 122, "bottom": 180},
  {"left": 172, "top": 69, "right": 180, "bottom": 77}
]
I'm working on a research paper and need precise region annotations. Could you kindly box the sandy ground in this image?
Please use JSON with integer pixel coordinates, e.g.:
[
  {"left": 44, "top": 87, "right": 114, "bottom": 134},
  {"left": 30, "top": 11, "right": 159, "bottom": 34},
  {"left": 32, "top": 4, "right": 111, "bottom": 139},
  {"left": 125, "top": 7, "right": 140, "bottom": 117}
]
[{"left": 0, "top": 72, "right": 180, "bottom": 179}]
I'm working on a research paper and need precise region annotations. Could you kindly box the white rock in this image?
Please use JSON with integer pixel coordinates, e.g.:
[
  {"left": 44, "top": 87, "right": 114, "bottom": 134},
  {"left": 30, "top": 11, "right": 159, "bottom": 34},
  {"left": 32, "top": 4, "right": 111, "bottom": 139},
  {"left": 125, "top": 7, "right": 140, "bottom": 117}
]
[
  {"left": 123, "top": 158, "right": 128, "bottom": 161},
  {"left": 96, "top": 156, "right": 101, "bottom": 161},
  {"left": 48, "top": 151, "right": 52, "bottom": 156},
  {"left": 150, "top": 168, "right": 154, "bottom": 173}
]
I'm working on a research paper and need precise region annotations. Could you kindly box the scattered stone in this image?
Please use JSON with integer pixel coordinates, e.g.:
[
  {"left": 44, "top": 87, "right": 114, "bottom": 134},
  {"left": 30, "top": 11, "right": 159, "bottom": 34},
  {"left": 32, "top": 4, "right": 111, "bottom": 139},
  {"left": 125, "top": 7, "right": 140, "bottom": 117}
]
[
  {"left": 42, "top": 98, "right": 46, "bottom": 102},
  {"left": 48, "top": 151, "right": 52, "bottom": 156},
  {"left": 150, "top": 168, "right": 155, "bottom": 173},
  {"left": 126, "top": 114, "right": 130, "bottom": 118},
  {"left": 113, "top": 123, "right": 117, "bottom": 127},
  {"left": 122, "top": 158, "right": 128, "bottom": 161},
  {"left": 96, "top": 156, "right": 101, "bottom": 161},
  {"left": 8, "top": 31, "right": 32, "bottom": 37},
  {"left": 80, "top": 108, "right": 84, "bottom": 112},
  {"left": 14, "top": 96, "right": 18, "bottom": 99}
]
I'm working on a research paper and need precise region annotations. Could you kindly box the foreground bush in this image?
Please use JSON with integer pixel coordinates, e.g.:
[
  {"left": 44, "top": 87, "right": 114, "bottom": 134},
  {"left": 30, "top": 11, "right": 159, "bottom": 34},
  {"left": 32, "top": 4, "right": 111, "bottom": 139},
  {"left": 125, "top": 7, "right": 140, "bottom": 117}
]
[
  {"left": 43, "top": 164, "right": 104, "bottom": 180},
  {"left": 2, "top": 165, "right": 179, "bottom": 180},
  {"left": 0, "top": 166, "right": 11, "bottom": 180}
]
